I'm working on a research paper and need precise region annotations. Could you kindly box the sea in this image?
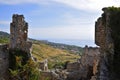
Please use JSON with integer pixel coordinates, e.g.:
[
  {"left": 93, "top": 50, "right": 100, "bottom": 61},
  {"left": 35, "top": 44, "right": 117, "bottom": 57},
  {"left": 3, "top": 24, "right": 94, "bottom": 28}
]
[{"left": 38, "top": 39, "right": 97, "bottom": 47}]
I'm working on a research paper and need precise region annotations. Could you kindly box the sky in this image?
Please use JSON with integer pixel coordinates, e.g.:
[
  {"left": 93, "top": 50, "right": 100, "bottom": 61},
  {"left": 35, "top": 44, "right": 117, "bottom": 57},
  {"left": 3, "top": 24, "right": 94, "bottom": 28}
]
[{"left": 0, "top": 0, "right": 120, "bottom": 47}]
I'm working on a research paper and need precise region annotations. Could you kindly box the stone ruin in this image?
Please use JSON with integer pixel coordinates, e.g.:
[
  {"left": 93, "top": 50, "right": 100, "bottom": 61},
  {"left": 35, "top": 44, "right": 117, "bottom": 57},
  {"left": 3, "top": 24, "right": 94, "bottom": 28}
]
[
  {"left": 80, "top": 45, "right": 100, "bottom": 67},
  {"left": 0, "top": 44, "right": 9, "bottom": 80},
  {"left": 39, "top": 59, "right": 48, "bottom": 71},
  {"left": 95, "top": 7, "right": 120, "bottom": 80},
  {"left": 64, "top": 45, "right": 100, "bottom": 80},
  {"left": 0, "top": 13, "right": 104, "bottom": 80},
  {"left": 26, "top": 45, "right": 99, "bottom": 80},
  {"left": 10, "top": 14, "right": 32, "bottom": 53},
  {"left": 2, "top": 7, "right": 120, "bottom": 80},
  {"left": 38, "top": 45, "right": 100, "bottom": 80},
  {"left": 0, "top": 14, "right": 32, "bottom": 80}
]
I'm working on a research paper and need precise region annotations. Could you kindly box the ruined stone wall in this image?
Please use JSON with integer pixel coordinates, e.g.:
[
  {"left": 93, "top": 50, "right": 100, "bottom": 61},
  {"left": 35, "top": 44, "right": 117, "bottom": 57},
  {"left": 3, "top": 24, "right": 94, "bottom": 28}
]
[
  {"left": 95, "top": 9, "right": 111, "bottom": 80},
  {"left": 66, "top": 46, "right": 100, "bottom": 80},
  {"left": 0, "top": 14, "right": 33, "bottom": 80},
  {"left": 80, "top": 46, "right": 100, "bottom": 80},
  {"left": 0, "top": 44, "right": 9, "bottom": 80},
  {"left": 95, "top": 18, "right": 106, "bottom": 47},
  {"left": 10, "top": 14, "right": 32, "bottom": 53},
  {"left": 66, "top": 62, "right": 80, "bottom": 72},
  {"left": 84, "top": 46, "right": 100, "bottom": 56},
  {"left": 95, "top": 7, "right": 118, "bottom": 80},
  {"left": 38, "top": 59, "right": 48, "bottom": 71},
  {"left": 81, "top": 46, "right": 100, "bottom": 67},
  {"left": 40, "top": 71, "right": 60, "bottom": 80}
]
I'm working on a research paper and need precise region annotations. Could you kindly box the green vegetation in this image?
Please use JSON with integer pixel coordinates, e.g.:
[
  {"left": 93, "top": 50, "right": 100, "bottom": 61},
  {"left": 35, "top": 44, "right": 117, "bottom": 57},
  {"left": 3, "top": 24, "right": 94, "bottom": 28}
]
[
  {"left": 0, "top": 37, "right": 9, "bottom": 43},
  {"left": 0, "top": 31, "right": 9, "bottom": 43},
  {"left": 32, "top": 42, "right": 80, "bottom": 69},
  {"left": 40, "top": 40, "right": 83, "bottom": 55},
  {"left": 9, "top": 50, "right": 40, "bottom": 80},
  {"left": 0, "top": 31, "right": 80, "bottom": 69},
  {"left": 0, "top": 31, "right": 9, "bottom": 37},
  {"left": 108, "top": 6, "right": 120, "bottom": 11},
  {"left": 9, "top": 50, "right": 30, "bottom": 69}
]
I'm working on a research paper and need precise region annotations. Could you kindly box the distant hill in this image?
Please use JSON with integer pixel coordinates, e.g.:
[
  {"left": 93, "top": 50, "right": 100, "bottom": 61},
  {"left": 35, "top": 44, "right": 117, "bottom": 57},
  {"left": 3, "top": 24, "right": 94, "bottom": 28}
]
[
  {"left": 0, "top": 31, "right": 83, "bottom": 55},
  {"left": 29, "top": 39, "right": 83, "bottom": 55},
  {"left": 0, "top": 31, "right": 9, "bottom": 37},
  {"left": 0, "top": 31, "right": 9, "bottom": 43}
]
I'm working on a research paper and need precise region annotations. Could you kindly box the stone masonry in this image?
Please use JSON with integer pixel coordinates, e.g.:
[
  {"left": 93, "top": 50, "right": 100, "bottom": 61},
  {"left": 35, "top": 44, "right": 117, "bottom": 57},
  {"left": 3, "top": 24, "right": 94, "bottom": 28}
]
[
  {"left": 39, "top": 59, "right": 48, "bottom": 71},
  {"left": 81, "top": 45, "right": 100, "bottom": 67},
  {"left": 10, "top": 14, "right": 32, "bottom": 53},
  {"left": 0, "top": 14, "right": 32, "bottom": 80},
  {"left": 0, "top": 44, "right": 9, "bottom": 80},
  {"left": 95, "top": 8, "right": 115, "bottom": 80},
  {"left": 66, "top": 45, "right": 100, "bottom": 80}
]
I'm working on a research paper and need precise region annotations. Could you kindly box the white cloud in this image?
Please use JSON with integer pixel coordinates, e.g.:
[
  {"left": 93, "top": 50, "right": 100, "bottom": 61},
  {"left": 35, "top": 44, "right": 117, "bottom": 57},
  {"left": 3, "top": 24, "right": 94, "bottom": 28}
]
[
  {"left": 29, "top": 24, "right": 94, "bottom": 40},
  {"left": 52, "top": 0, "right": 120, "bottom": 11},
  {"left": 0, "top": 21, "right": 10, "bottom": 25},
  {"left": 1, "top": 0, "right": 120, "bottom": 11},
  {"left": 1, "top": 0, "right": 119, "bottom": 45},
  {"left": 61, "top": 12, "right": 94, "bottom": 25},
  {"left": 0, "top": 0, "right": 50, "bottom": 5},
  {"left": 28, "top": 11, "right": 94, "bottom": 40}
]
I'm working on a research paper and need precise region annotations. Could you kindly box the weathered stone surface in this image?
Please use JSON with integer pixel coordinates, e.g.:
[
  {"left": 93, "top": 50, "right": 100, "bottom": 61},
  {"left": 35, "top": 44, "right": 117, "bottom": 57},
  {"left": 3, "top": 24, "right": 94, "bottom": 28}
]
[
  {"left": 38, "top": 59, "right": 48, "bottom": 71},
  {"left": 39, "top": 46, "right": 100, "bottom": 80},
  {"left": 66, "top": 62, "right": 80, "bottom": 72},
  {"left": 0, "top": 44, "right": 9, "bottom": 80},
  {"left": 65, "top": 46, "right": 100, "bottom": 80},
  {"left": 95, "top": 17, "right": 106, "bottom": 47},
  {"left": 95, "top": 7, "right": 120, "bottom": 80},
  {"left": 40, "top": 71, "right": 60, "bottom": 80},
  {"left": 9, "top": 14, "right": 32, "bottom": 53},
  {"left": 0, "top": 14, "right": 33, "bottom": 80},
  {"left": 81, "top": 46, "right": 100, "bottom": 67},
  {"left": 90, "top": 76, "right": 97, "bottom": 80}
]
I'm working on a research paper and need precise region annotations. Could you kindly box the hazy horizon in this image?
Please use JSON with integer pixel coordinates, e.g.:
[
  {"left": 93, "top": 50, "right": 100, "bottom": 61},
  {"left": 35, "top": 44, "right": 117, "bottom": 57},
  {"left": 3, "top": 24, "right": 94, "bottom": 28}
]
[
  {"left": 30, "top": 38, "right": 97, "bottom": 47},
  {"left": 0, "top": 0, "right": 120, "bottom": 47}
]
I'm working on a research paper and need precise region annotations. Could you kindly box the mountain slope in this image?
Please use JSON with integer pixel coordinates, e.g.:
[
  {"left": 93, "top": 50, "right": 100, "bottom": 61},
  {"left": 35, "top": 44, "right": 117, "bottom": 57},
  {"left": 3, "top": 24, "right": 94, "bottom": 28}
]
[
  {"left": 0, "top": 31, "right": 81, "bottom": 68},
  {"left": 0, "top": 31, "right": 9, "bottom": 37},
  {"left": 0, "top": 31, "right": 9, "bottom": 43},
  {"left": 32, "top": 41, "right": 80, "bottom": 61},
  {"left": 32, "top": 42, "right": 80, "bottom": 68},
  {"left": 29, "top": 39, "right": 83, "bottom": 55}
]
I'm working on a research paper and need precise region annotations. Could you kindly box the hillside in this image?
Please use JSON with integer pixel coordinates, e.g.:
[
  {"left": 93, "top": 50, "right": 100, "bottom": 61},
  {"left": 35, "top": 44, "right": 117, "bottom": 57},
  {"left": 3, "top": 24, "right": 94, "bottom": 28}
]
[
  {"left": 0, "top": 31, "right": 9, "bottom": 43},
  {"left": 32, "top": 42, "right": 80, "bottom": 68},
  {"left": 0, "top": 31, "right": 9, "bottom": 37},
  {"left": 0, "top": 31, "right": 83, "bottom": 55},
  {"left": 29, "top": 39, "right": 83, "bottom": 55},
  {"left": 0, "top": 31, "right": 80, "bottom": 68}
]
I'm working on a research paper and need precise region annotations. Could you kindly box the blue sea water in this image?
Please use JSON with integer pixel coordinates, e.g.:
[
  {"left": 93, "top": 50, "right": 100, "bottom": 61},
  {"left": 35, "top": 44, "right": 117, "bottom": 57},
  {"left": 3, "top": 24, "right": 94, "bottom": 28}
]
[{"left": 41, "top": 39, "right": 97, "bottom": 47}]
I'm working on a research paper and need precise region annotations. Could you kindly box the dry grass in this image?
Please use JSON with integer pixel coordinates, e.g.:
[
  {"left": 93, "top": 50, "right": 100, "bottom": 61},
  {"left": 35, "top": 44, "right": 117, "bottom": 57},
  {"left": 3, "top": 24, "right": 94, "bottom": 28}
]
[{"left": 32, "top": 42, "right": 80, "bottom": 64}]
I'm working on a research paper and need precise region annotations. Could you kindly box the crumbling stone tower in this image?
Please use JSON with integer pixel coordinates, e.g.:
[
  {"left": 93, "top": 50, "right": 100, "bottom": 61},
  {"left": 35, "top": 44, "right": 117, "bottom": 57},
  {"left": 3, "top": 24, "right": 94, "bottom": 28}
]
[
  {"left": 9, "top": 14, "right": 32, "bottom": 53},
  {"left": 95, "top": 7, "right": 120, "bottom": 80}
]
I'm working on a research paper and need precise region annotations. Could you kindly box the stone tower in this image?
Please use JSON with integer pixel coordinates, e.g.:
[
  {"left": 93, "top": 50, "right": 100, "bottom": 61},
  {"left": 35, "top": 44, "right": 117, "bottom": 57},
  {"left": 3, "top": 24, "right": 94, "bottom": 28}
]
[
  {"left": 9, "top": 14, "right": 32, "bottom": 53},
  {"left": 95, "top": 7, "right": 117, "bottom": 80}
]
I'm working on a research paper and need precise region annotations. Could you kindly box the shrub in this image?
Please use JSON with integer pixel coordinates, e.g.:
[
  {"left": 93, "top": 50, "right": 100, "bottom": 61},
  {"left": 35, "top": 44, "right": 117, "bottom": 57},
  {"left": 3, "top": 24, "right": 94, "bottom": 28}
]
[{"left": 9, "top": 50, "right": 40, "bottom": 80}]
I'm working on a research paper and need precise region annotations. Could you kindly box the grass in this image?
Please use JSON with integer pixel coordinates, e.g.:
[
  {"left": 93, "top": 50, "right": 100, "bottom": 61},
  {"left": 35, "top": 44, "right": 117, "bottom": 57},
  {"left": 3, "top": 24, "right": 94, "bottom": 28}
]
[
  {"left": 32, "top": 42, "right": 80, "bottom": 69},
  {"left": 0, "top": 32, "right": 80, "bottom": 69},
  {"left": 0, "top": 37, "right": 9, "bottom": 44}
]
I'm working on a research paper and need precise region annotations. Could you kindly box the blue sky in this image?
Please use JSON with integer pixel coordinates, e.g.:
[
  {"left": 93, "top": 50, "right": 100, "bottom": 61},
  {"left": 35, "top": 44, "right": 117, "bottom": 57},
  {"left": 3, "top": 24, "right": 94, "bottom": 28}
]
[{"left": 0, "top": 0, "right": 120, "bottom": 47}]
